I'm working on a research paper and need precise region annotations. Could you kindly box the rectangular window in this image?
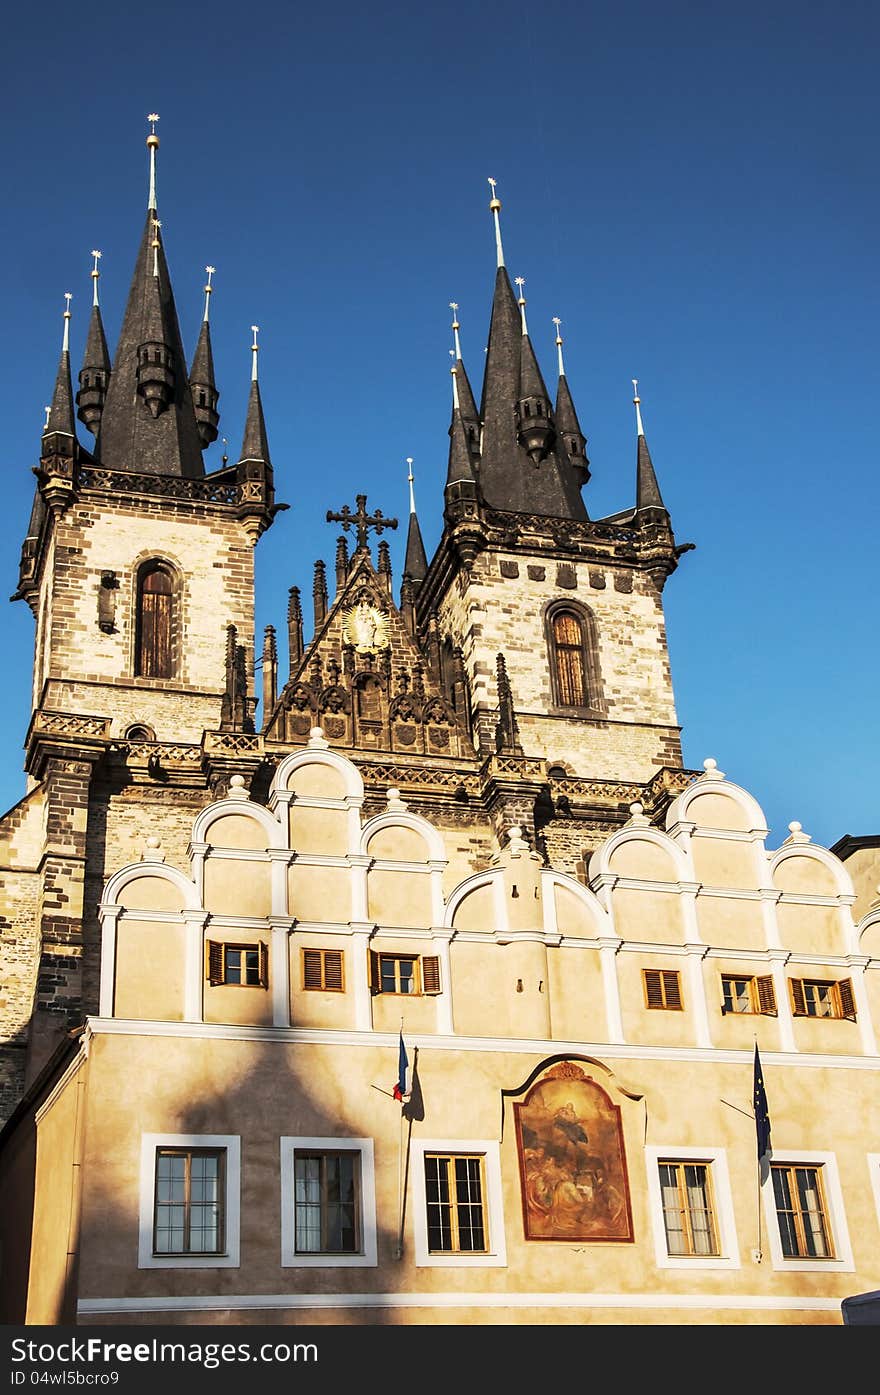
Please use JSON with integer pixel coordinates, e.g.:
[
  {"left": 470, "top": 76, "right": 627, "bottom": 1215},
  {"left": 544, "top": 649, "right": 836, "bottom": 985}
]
[
  {"left": 294, "top": 1150, "right": 360, "bottom": 1254},
  {"left": 369, "top": 951, "right": 441, "bottom": 996},
  {"left": 721, "top": 973, "right": 777, "bottom": 1015},
  {"left": 302, "top": 948, "right": 344, "bottom": 992},
  {"left": 423, "top": 1153, "right": 487, "bottom": 1254},
  {"left": 643, "top": 968, "right": 683, "bottom": 1011},
  {"left": 771, "top": 1164, "right": 834, "bottom": 1259},
  {"left": 207, "top": 940, "right": 268, "bottom": 988},
  {"left": 789, "top": 977, "right": 856, "bottom": 1021},
  {"left": 658, "top": 1161, "right": 719, "bottom": 1256},
  {"left": 153, "top": 1148, "right": 224, "bottom": 1256}
]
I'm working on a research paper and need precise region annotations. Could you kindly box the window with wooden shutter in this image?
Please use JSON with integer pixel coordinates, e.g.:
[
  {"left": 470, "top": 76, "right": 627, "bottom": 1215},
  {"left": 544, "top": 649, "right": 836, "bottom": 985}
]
[
  {"left": 643, "top": 968, "right": 683, "bottom": 1011},
  {"left": 756, "top": 975, "right": 777, "bottom": 1015},
  {"left": 422, "top": 955, "right": 441, "bottom": 994},
  {"left": 552, "top": 611, "right": 587, "bottom": 707},
  {"left": 135, "top": 563, "right": 175, "bottom": 678},
  {"left": 207, "top": 940, "right": 224, "bottom": 986},
  {"left": 790, "top": 977, "right": 855, "bottom": 1021},
  {"left": 303, "top": 948, "right": 344, "bottom": 992}
]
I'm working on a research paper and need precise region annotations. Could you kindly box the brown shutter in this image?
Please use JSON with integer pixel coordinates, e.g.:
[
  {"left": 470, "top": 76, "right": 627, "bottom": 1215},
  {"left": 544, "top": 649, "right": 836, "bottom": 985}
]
[
  {"left": 207, "top": 940, "right": 224, "bottom": 986},
  {"left": 553, "top": 612, "right": 587, "bottom": 707},
  {"left": 303, "top": 949, "right": 323, "bottom": 989},
  {"left": 258, "top": 940, "right": 269, "bottom": 989},
  {"left": 789, "top": 978, "right": 807, "bottom": 1016},
  {"left": 756, "top": 975, "right": 777, "bottom": 1016},
  {"left": 324, "top": 949, "right": 344, "bottom": 991},
  {"left": 662, "top": 970, "right": 683, "bottom": 1010},
  {"left": 137, "top": 567, "right": 173, "bottom": 678},
  {"left": 644, "top": 969, "right": 664, "bottom": 1008},
  {"left": 422, "top": 955, "right": 441, "bottom": 994},
  {"left": 368, "top": 949, "right": 380, "bottom": 993},
  {"left": 837, "top": 978, "right": 856, "bottom": 1021}
]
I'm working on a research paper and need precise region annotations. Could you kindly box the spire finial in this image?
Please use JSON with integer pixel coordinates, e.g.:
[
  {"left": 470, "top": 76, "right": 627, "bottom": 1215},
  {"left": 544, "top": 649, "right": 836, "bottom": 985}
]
[
  {"left": 91, "top": 250, "right": 102, "bottom": 308},
  {"left": 487, "top": 176, "right": 505, "bottom": 268},
  {"left": 62, "top": 292, "right": 72, "bottom": 353},
  {"left": 449, "top": 349, "right": 460, "bottom": 409},
  {"left": 250, "top": 325, "right": 259, "bottom": 382},
  {"left": 632, "top": 378, "right": 645, "bottom": 437},
  {"left": 147, "top": 113, "right": 160, "bottom": 211},
  {"left": 514, "top": 276, "right": 528, "bottom": 334},
  {"left": 553, "top": 316, "right": 565, "bottom": 377},
  {"left": 449, "top": 301, "right": 462, "bottom": 361},
  {"left": 407, "top": 457, "right": 416, "bottom": 514},
  {"left": 203, "top": 265, "right": 215, "bottom": 322}
]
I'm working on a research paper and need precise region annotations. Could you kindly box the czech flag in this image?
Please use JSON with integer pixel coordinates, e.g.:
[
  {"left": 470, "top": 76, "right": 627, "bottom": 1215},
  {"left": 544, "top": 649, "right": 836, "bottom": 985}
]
[{"left": 393, "top": 1031, "right": 409, "bottom": 1101}]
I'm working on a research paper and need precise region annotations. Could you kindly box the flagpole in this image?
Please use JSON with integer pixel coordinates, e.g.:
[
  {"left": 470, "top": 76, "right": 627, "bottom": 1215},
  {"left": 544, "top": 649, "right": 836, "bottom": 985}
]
[{"left": 395, "top": 1017, "right": 406, "bottom": 1260}]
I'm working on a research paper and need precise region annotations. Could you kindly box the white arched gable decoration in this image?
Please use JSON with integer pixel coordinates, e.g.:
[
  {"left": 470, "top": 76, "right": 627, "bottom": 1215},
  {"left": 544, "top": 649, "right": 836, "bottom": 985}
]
[
  {"left": 769, "top": 841, "right": 857, "bottom": 899},
  {"left": 360, "top": 809, "right": 447, "bottom": 864},
  {"left": 191, "top": 795, "right": 285, "bottom": 851},
  {"left": 541, "top": 869, "right": 612, "bottom": 939},
  {"left": 271, "top": 743, "right": 364, "bottom": 802},
  {"left": 666, "top": 768, "right": 768, "bottom": 836},
  {"left": 589, "top": 823, "right": 690, "bottom": 883},
  {"left": 444, "top": 868, "right": 505, "bottom": 935},
  {"left": 101, "top": 858, "right": 200, "bottom": 911}
]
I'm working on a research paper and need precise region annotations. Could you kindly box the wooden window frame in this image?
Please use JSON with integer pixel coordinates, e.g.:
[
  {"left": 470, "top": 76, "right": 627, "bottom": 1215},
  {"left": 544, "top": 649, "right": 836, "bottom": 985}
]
[
  {"left": 770, "top": 1163, "right": 835, "bottom": 1260},
  {"left": 545, "top": 601, "right": 606, "bottom": 715},
  {"left": 134, "top": 559, "right": 179, "bottom": 680},
  {"left": 153, "top": 1147, "right": 225, "bottom": 1257},
  {"left": 423, "top": 1153, "right": 488, "bottom": 1255},
  {"left": 657, "top": 1160, "right": 720, "bottom": 1258},
  {"left": 368, "top": 950, "right": 442, "bottom": 996},
  {"left": 789, "top": 977, "right": 856, "bottom": 1021},
  {"left": 302, "top": 947, "right": 345, "bottom": 992},
  {"left": 721, "top": 973, "right": 777, "bottom": 1016},
  {"left": 293, "top": 1148, "right": 362, "bottom": 1257},
  {"left": 206, "top": 940, "right": 269, "bottom": 989},
  {"left": 643, "top": 968, "right": 683, "bottom": 1011}
]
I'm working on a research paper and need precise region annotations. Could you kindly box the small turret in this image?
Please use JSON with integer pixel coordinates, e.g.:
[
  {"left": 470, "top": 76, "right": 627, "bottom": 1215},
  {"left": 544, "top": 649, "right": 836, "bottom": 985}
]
[
  {"left": 76, "top": 251, "right": 111, "bottom": 435},
  {"left": 403, "top": 458, "right": 428, "bottom": 585},
  {"left": 632, "top": 379, "right": 667, "bottom": 518},
  {"left": 135, "top": 215, "right": 176, "bottom": 417},
  {"left": 189, "top": 266, "right": 220, "bottom": 448},
  {"left": 514, "top": 277, "right": 555, "bottom": 464},
  {"left": 553, "top": 317, "right": 590, "bottom": 486},
  {"left": 449, "top": 303, "right": 480, "bottom": 456}
]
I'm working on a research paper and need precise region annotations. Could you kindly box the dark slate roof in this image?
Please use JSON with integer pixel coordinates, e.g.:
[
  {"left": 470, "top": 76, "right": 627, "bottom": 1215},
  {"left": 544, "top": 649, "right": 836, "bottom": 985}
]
[
  {"left": 475, "top": 266, "right": 587, "bottom": 520},
  {"left": 403, "top": 509, "right": 428, "bottom": 581},
  {"left": 96, "top": 211, "right": 205, "bottom": 478},
  {"left": 637, "top": 431, "right": 666, "bottom": 512},
  {"left": 446, "top": 408, "right": 476, "bottom": 485},
  {"left": 455, "top": 356, "right": 480, "bottom": 428},
  {"left": 554, "top": 372, "right": 584, "bottom": 440},
  {"left": 519, "top": 330, "right": 550, "bottom": 401},
  {"left": 239, "top": 379, "right": 271, "bottom": 465},
  {"left": 44, "top": 347, "right": 76, "bottom": 439},
  {"left": 81, "top": 304, "right": 111, "bottom": 375},
  {"left": 189, "top": 318, "right": 216, "bottom": 389}
]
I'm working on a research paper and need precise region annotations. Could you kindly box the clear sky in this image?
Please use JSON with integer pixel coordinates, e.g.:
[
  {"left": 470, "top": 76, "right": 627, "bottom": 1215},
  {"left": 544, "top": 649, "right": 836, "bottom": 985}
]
[{"left": 1, "top": 0, "right": 877, "bottom": 851}]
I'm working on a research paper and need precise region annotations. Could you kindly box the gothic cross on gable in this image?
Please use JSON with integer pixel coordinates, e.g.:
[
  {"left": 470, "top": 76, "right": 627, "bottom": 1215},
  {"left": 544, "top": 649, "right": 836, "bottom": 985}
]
[{"left": 326, "top": 494, "right": 398, "bottom": 551}]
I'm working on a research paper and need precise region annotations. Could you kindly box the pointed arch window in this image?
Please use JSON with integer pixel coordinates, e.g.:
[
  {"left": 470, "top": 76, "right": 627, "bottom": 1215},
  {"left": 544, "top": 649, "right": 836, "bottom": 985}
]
[
  {"left": 135, "top": 562, "right": 176, "bottom": 679},
  {"left": 546, "top": 602, "right": 605, "bottom": 713}
]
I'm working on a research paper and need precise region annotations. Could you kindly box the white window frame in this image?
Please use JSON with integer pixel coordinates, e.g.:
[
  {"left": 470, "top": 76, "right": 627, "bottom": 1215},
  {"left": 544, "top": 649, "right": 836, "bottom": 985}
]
[
  {"left": 410, "top": 1138, "right": 507, "bottom": 1268},
  {"left": 280, "top": 1136, "right": 377, "bottom": 1268},
  {"left": 761, "top": 1150, "right": 854, "bottom": 1273},
  {"left": 138, "top": 1133, "right": 240, "bottom": 1269},
  {"left": 644, "top": 1145, "right": 740, "bottom": 1271}
]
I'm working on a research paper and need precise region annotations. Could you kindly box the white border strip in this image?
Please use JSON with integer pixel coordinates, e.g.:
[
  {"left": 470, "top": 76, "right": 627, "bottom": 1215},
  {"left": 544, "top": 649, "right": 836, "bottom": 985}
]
[{"left": 78, "top": 1291, "right": 843, "bottom": 1314}]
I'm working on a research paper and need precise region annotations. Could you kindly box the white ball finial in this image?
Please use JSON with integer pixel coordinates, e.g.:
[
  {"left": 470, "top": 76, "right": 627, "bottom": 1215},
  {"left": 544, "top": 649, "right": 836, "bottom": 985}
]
[
  {"left": 703, "top": 758, "right": 716, "bottom": 772},
  {"left": 788, "top": 821, "right": 801, "bottom": 834},
  {"left": 228, "top": 774, "right": 248, "bottom": 799}
]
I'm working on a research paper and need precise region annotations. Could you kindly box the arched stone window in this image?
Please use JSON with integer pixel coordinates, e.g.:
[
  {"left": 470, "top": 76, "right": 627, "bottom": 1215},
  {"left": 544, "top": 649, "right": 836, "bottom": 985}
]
[
  {"left": 546, "top": 602, "right": 605, "bottom": 712},
  {"left": 135, "top": 561, "right": 177, "bottom": 679}
]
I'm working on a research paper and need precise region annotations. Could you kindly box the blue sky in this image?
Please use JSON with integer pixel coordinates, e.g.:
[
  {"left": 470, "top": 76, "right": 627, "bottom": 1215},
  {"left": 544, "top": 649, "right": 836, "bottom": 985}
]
[{"left": 1, "top": 0, "right": 877, "bottom": 850}]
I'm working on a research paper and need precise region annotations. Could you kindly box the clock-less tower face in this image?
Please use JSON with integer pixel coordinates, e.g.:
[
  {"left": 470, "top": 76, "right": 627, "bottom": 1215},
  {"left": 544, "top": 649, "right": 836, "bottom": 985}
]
[{"left": 343, "top": 599, "right": 390, "bottom": 653}]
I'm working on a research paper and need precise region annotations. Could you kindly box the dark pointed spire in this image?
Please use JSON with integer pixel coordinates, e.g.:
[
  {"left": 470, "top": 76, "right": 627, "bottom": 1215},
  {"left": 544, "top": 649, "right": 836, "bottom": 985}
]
[
  {"left": 514, "top": 277, "right": 555, "bottom": 464},
  {"left": 403, "top": 459, "right": 428, "bottom": 584},
  {"left": 287, "top": 586, "right": 304, "bottom": 670},
  {"left": 189, "top": 266, "right": 220, "bottom": 449},
  {"left": 76, "top": 252, "right": 111, "bottom": 436},
  {"left": 96, "top": 120, "right": 205, "bottom": 478},
  {"left": 44, "top": 293, "right": 77, "bottom": 444},
  {"left": 449, "top": 303, "right": 480, "bottom": 456},
  {"left": 238, "top": 326, "right": 271, "bottom": 466},
  {"left": 553, "top": 318, "right": 589, "bottom": 486},
  {"left": 633, "top": 379, "right": 667, "bottom": 514}
]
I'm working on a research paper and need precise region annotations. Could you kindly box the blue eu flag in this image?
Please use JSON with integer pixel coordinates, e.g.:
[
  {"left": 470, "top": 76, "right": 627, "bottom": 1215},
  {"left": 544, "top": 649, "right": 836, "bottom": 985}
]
[{"left": 753, "top": 1044, "right": 771, "bottom": 1161}]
